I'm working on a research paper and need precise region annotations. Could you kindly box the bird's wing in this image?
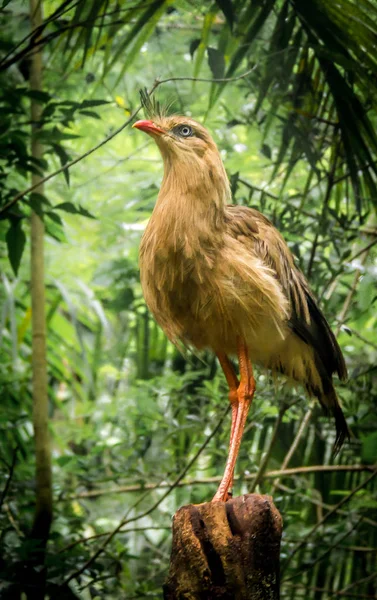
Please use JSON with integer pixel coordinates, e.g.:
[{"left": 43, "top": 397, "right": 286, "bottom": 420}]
[{"left": 225, "top": 204, "right": 347, "bottom": 382}]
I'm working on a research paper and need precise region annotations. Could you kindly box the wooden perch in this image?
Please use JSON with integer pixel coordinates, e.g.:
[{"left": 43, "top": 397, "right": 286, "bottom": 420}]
[{"left": 164, "top": 494, "right": 283, "bottom": 600}]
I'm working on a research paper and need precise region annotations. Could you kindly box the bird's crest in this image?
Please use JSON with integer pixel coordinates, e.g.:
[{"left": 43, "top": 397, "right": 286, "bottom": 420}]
[{"left": 139, "top": 88, "right": 175, "bottom": 120}]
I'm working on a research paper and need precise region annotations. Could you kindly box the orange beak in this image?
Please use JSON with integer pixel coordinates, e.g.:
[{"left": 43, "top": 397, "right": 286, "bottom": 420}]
[{"left": 132, "top": 120, "right": 164, "bottom": 136}]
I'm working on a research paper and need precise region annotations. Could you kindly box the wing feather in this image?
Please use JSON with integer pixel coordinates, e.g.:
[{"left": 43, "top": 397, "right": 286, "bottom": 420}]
[{"left": 225, "top": 204, "right": 347, "bottom": 382}]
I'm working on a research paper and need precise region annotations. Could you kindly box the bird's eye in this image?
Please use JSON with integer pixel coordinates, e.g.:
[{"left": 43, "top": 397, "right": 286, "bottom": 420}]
[{"left": 172, "top": 124, "right": 194, "bottom": 138}]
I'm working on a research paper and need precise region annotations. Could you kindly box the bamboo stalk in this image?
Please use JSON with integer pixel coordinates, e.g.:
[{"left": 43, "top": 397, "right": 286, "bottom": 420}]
[
  {"left": 30, "top": 0, "right": 52, "bottom": 545},
  {"left": 270, "top": 402, "right": 315, "bottom": 495}
]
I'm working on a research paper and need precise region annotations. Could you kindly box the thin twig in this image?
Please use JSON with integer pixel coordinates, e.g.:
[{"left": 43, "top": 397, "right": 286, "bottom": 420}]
[
  {"left": 3, "top": 502, "right": 24, "bottom": 537},
  {"left": 0, "top": 2, "right": 153, "bottom": 72},
  {"left": 0, "top": 446, "right": 18, "bottom": 511},
  {"left": 63, "top": 464, "right": 375, "bottom": 500},
  {"left": 337, "top": 325, "right": 377, "bottom": 352},
  {"left": 59, "top": 526, "right": 171, "bottom": 553},
  {"left": 62, "top": 405, "right": 229, "bottom": 585},
  {"left": 283, "top": 538, "right": 376, "bottom": 553},
  {"left": 73, "top": 140, "right": 151, "bottom": 189},
  {"left": 0, "top": 0, "right": 80, "bottom": 69},
  {"left": 347, "top": 237, "right": 377, "bottom": 263},
  {"left": 238, "top": 177, "right": 279, "bottom": 200},
  {"left": 283, "top": 582, "right": 377, "bottom": 599},
  {"left": 324, "top": 238, "right": 376, "bottom": 303}
]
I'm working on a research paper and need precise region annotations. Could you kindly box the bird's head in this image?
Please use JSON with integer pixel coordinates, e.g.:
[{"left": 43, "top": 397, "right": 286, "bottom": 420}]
[
  {"left": 132, "top": 91, "right": 230, "bottom": 205},
  {"left": 132, "top": 115, "right": 220, "bottom": 164}
]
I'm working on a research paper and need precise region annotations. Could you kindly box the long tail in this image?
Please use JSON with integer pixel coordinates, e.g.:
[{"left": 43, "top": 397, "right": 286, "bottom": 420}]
[
  {"left": 290, "top": 272, "right": 350, "bottom": 453},
  {"left": 318, "top": 383, "right": 351, "bottom": 454}
]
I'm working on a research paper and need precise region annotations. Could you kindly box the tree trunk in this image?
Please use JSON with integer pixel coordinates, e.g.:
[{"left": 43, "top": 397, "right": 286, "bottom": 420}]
[
  {"left": 164, "top": 494, "right": 282, "bottom": 600},
  {"left": 29, "top": 0, "right": 52, "bottom": 594}
]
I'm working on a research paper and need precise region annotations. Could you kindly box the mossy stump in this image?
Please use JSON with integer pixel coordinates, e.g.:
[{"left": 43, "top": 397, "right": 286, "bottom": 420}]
[{"left": 163, "top": 494, "right": 282, "bottom": 600}]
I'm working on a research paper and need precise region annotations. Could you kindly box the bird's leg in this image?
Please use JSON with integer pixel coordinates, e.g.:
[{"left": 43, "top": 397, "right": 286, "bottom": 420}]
[
  {"left": 213, "top": 340, "right": 255, "bottom": 502},
  {"left": 216, "top": 352, "right": 239, "bottom": 497}
]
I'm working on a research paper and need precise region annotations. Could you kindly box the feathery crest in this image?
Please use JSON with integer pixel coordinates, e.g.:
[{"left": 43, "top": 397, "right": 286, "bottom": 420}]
[
  {"left": 139, "top": 88, "right": 163, "bottom": 119},
  {"left": 139, "top": 88, "right": 175, "bottom": 120}
]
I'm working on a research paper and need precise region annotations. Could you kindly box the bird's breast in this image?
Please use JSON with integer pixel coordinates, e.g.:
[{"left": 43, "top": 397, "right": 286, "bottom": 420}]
[{"left": 139, "top": 219, "right": 222, "bottom": 344}]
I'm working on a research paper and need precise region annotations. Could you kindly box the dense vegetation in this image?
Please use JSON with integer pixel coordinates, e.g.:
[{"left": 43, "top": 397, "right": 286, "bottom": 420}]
[{"left": 0, "top": 1, "right": 376, "bottom": 598}]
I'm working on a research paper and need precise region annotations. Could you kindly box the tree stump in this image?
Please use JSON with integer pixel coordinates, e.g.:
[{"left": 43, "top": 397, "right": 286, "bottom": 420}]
[{"left": 163, "top": 494, "right": 282, "bottom": 600}]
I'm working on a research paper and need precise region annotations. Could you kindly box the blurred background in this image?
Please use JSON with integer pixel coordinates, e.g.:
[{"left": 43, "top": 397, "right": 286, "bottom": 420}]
[{"left": 0, "top": 1, "right": 376, "bottom": 598}]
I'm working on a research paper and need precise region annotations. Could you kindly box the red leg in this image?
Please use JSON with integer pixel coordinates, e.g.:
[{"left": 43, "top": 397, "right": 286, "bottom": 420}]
[
  {"left": 213, "top": 340, "right": 255, "bottom": 502},
  {"left": 217, "top": 352, "right": 239, "bottom": 497}
]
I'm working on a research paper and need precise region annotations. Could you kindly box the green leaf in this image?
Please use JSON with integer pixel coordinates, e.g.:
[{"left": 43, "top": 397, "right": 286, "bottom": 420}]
[
  {"left": 27, "top": 192, "right": 51, "bottom": 218},
  {"left": 261, "top": 143, "right": 272, "bottom": 160},
  {"left": 54, "top": 202, "right": 80, "bottom": 214},
  {"left": 104, "top": 0, "right": 168, "bottom": 78},
  {"left": 46, "top": 211, "right": 64, "bottom": 226},
  {"left": 210, "top": 0, "right": 275, "bottom": 107},
  {"left": 215, "top": 0, "right": 234, "bottom": 31},
  {"left": 37, "top": 128, "right": 80, "bottom": 146},
  {"left": 78, "top": 110, "right": 101, "bottom": 119},
  {"left": 362, "top": 432, "right": 377, "bottom": 463},
  {"left": 193, "top": 10, "right": 217, "bottom": 81},
  {"left": 22, "top": 89, "right": 51, "bottom": 103},
  {"left": 29, "top": 192, "right": 51, "bottom": 207},
  {"left": 54, "top": 202, "right": 96, "bottom": 219},
  {"left": 207, "top": 47, "right": 225, "bottom": 79},
  {"left": 44, "top": 218, "right": 66, "bottom": 243},
  {"left": 56, "top": 456, "right": 75, "bottom": 467},
  {"left": 0, "top": 118, "right": 11, "bottom": 137},
  {"left": 6, "top": 219, "right": 26, "bottom": 276},
  {"left": 77, "top": 205, "right": 96, "bottom": 219},
  {"left": 51, "top": 144, "right": 71, "bottom": 186},
  {"left": 79, "top": 99, "right": 110, "bottom": 108},
  {"left": 189, "top": 38, "right": 201, "bottom": 59}
]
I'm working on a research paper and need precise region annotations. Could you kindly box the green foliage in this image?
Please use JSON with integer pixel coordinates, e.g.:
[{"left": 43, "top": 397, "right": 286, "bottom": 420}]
[
  {"left": 0, "top": 1, "right": 376, "bottom": 599},
  {"left": 6, "top": 219, "right": 26, "bottom": 275}
]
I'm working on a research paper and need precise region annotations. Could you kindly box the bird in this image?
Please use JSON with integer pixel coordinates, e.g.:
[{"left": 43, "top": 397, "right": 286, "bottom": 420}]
[{"left": 132, "top": 93, "right": 349, "bottom": 503}]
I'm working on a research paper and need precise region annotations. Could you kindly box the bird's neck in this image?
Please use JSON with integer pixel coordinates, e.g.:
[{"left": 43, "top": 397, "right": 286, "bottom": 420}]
[{"left": 151, "top": 153, "right": 230, "bottom": 252}]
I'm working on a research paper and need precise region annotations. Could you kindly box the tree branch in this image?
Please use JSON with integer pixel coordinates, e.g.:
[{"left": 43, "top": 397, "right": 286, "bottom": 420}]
[{"left": 63, "top": 464, "right": 376, "bottom": 500}]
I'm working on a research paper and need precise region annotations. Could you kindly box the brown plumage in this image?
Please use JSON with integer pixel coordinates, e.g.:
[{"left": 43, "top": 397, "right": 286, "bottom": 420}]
[{"left": 133, "top": 106, "right": 349, "bottom": 502}]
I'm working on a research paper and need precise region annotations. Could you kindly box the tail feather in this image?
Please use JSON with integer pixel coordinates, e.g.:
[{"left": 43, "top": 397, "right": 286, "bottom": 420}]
[
  {"left": 318, "top": 386, "right": 351, "bottom": 454},
  {"left": 289, "top": 277, "right": 350, "bottom": 452}
]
